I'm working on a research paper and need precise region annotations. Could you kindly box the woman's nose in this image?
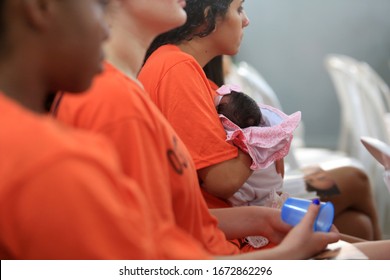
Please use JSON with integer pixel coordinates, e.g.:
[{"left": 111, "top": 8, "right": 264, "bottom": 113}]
[{"left": 242, "top": 11, "right": 250, "bottom": 27}]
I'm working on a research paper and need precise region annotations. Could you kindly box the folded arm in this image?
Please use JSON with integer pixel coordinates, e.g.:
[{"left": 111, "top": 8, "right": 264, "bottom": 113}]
[
  {"left": 210, "top": 206, "right": 291, "bottom": 244},
  {"left": 198, "top": 149, "right": 253, "bottom": 199}
]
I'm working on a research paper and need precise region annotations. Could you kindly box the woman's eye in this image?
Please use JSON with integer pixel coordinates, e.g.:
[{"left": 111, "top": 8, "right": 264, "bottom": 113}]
[{"left": 238, "top": 5, "right": 244, "bottom": 13}]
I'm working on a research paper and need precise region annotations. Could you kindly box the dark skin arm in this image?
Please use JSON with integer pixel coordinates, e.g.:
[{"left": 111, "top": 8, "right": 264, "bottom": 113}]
[
  {"left": 198, "top": 149, "right": 253, "bottom": 199},
  {"left": 199, "top": 151, "right": 284, "bottom": 199}
]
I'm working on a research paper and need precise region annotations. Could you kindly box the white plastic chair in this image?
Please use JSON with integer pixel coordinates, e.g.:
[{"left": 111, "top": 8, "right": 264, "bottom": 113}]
[
  {"left": 324, "top": 54, "right": 390, "bottom": 166},
  {"left": 234, "top": 61, "right": 283, "bottom": 111},
  {"left": 325, "top": 54, "right": 390, "bottom": 237}
]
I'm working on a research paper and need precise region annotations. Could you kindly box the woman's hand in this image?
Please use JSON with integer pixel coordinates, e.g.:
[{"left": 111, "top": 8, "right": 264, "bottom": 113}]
[
  {"left": 277, "top": 202, "right": 340, "bottom": 259},
  {"left": 250, "top": 206, "right": 292, "bottom": 244},
  {"left": 210, "top": 206, "right": 290, "bottom": 241}
]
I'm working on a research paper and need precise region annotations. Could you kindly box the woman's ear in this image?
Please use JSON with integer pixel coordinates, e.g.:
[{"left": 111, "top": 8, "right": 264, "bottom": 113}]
[
  {"left": 203, "top": 6, "right": 218, "bottom": 33},
  {"left": 21, "top": 0, "right": 55, "bottom": 30},
  {"left": 204, "top": 6, "right": 211, "bottom": 18}
]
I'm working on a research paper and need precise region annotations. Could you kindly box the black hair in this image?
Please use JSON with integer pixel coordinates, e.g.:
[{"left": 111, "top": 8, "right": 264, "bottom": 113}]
[
  {"left": 145, "top": 0, "right": 234, "bottom": 62},
  {"left": 0, "top": 0, "right": 5, "bottom": 48},
  {"left": 203, "top": 55, "right": 225, "bottom": 87},
  {"left": 217, "top": 91, "right": 262, "bottom": 128}
]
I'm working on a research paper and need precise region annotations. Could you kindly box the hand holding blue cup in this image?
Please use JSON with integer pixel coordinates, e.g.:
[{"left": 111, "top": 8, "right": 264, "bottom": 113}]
[{"left": 281, "top": 197, "right": 334, "bottom": 232}]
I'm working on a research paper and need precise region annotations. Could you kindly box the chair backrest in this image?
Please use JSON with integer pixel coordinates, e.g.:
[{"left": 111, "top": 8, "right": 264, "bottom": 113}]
[
  {"left": 324, "top": 54, "right": 390, "bottom": 174},
  {"left": 234, "top": 61, "right": 283, "bottom": 110}
]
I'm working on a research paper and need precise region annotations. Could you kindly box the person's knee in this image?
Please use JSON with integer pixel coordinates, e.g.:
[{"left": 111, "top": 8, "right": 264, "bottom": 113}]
[
  {"left": 344, "top": 166, "right": 369, "bottom": 182},
  {"left": 334, "top": 210, "right": 374, "bottom": 240},
  {"left": 341, "top": 166, "right": 371, "bottom": 193}
]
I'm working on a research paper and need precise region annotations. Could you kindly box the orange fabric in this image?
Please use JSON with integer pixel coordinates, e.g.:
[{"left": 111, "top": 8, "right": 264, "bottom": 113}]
[
  {"left": 54, "top": 62, "right": 239, "bottom": 256},
  {"left": 208, "top": 79, "right": 220, "bottom": 91},
  {"left": 1, "top": 92, "right": 205, "bottom": 259},
  {"left": 201, "top": 188, "right": 232, "bottom": 209},
  {"left": 139, "top": 45, "right": 238, "bottom": 171}
]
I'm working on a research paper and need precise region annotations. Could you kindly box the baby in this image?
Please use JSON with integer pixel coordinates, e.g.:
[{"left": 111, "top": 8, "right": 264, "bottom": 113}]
[
  {"left": 215, "top": 84, "right": 301, "bottom": 248},
  {"left": 215, "top": 84, "right": 262, "bottom": 128}
]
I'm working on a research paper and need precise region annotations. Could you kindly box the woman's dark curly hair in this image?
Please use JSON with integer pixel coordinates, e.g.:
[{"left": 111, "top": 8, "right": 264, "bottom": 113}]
[
  {"left": 0, "top": 0, "right": 5, "bottom": 46},
  {"left": 145, "top": 0, "right": 234, "bottom": 61},
  {"left": 203, "top": 55, "right": 225, "bottom": 86}
]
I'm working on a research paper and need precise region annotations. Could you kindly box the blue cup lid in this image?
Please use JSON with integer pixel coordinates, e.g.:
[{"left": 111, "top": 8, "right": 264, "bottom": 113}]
[{"left": 314, "top": 201, "right": 334, "bottom": 232}]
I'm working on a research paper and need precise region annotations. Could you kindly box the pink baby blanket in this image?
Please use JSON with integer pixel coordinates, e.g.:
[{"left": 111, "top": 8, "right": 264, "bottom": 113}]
[{"left": 220, "top": 104, "right": 301, "bottom": 170}]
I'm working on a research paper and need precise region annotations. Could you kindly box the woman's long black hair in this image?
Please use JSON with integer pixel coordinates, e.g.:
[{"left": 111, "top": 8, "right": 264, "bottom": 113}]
[
  {"left": 203, "top": 55, "right": 225, "bottom": 86},
  {"left": 0, "top": 0, "right": 6, "bottom": 50},
  {"left": 144, "top": 0, "right": 234, "bottom": 62}
]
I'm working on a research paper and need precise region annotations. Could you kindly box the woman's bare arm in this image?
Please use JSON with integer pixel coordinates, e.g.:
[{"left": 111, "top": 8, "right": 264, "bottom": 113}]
[
  {"left": 210, "top": 206, "right": 290, "bottom": 243},
  {"left": 198, "top": 149, "right": 253, "bottom": 199}
]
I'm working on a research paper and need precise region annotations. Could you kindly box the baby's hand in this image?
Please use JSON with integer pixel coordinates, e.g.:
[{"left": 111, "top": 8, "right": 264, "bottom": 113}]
[{"left": 275, "top": 158, "right": 285, "bottom": 178}]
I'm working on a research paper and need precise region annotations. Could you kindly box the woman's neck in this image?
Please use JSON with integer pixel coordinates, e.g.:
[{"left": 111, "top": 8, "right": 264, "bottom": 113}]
[
  {"left": 105, "top": 15, "right": 154, "bottom": 81},
  {"left": 178, "top": 38, "right": 217, "bottom": 68},
  {"left": 105, "top": 41, "right": 144, "bottom": 80}
]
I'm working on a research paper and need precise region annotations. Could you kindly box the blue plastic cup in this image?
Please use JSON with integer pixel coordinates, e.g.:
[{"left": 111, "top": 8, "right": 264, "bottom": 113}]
[{"left": 281, "top": 197, "right": 334, "bottom": 232}]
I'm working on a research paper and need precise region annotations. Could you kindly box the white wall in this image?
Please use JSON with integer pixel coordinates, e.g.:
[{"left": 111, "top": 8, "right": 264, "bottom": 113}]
[{"left": 236, "top": 0, "right": 390, "bottom": 149}]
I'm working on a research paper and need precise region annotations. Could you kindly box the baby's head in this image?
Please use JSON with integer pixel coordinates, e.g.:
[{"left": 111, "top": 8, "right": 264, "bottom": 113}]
[{"left": 216, "top": 85, "right": 262, "bottom": 128}]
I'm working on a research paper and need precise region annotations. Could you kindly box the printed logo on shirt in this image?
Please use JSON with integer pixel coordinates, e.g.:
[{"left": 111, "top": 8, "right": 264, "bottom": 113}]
[{"left": 167, "top": 136, "right": 188, "bottom": 175}]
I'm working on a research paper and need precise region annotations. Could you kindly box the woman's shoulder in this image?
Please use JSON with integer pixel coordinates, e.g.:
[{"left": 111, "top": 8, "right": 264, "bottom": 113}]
[
  {"left": 0, "top": 96, "right": 121, "bottom": 186},
  {"left": 149, "top": 44, "right": 198, "bottom": 67},
  {"left": 140, "top": 45, "right": 204, "bottom": 88}
]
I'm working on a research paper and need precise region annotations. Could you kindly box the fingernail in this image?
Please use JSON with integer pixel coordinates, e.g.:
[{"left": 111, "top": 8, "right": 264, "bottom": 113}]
[{"left": 312, "top": 198, "right": 320, "bottom": 205}]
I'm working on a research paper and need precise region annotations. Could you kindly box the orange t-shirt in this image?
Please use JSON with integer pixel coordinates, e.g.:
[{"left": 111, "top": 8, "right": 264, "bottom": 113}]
[
  {"left": 53, "top": 62, "right": 239, "bottom": 255},
  {"left": 139, "top": 45, "right": 238, "bottom": 170},
  {"left": 0, "top": 92, "right": 209, "bottom": 259}
]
